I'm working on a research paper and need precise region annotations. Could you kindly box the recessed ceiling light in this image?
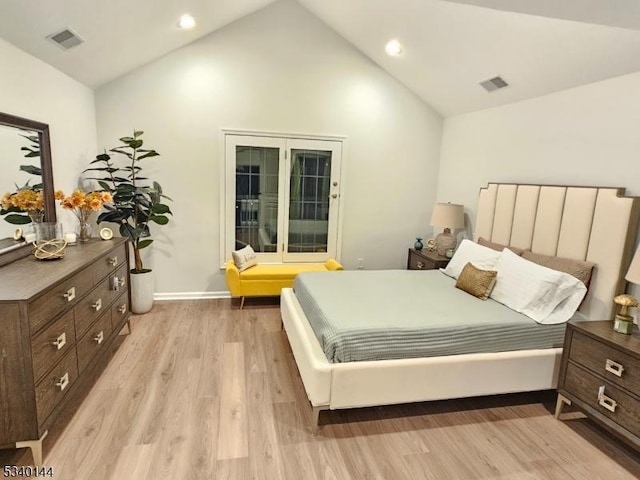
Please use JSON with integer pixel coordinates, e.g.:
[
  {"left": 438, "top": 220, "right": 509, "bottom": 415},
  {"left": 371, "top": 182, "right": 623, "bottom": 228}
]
[
  {"left": 178, "top": 14, "right": 196, "bottom": 30},
  {"left": 385, "top": 39, "right": 403, "bottom": 56}
]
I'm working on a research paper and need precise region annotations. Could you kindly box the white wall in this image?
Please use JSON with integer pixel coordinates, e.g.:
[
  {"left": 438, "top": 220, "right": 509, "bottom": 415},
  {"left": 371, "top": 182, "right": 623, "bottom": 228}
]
[
  {"left": 0, "top": 37, "right": 97, "bottom": 238},
  {"left": 437, "top": 71, "right": 640, "bottom": 299},
  {"left": 95, "top": 0, "right": 443, "bottom": 295},
  {"left": 438, "top": 70, "right": 640, "bottom": 237}
]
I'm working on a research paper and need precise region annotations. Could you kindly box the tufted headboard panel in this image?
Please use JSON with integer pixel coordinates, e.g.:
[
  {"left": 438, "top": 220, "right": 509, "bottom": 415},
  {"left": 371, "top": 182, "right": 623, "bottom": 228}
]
[{"left": 475, "top": 183, "right": 640, "bottom": 320}]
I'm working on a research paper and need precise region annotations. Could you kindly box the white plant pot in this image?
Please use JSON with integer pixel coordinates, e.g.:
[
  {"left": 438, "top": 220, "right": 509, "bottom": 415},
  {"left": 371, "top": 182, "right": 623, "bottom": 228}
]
[{"left": 130, "top": 270, "right": 154, "bottom": 314}]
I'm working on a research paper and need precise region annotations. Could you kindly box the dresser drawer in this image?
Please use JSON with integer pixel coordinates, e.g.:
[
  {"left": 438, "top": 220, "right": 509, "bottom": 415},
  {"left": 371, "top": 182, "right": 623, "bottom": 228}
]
[
  {"left": 110, "top": 264, "right": 128, "bottom": 301},
  {"left": 35, "top": 348, "right": 79, "bottom": 426},
  {"left": 565, "top": 362, "right": 640, "bottom": 438},
  {"left": 77, "top": 310, "right": 112, "bottom": 373},
  {"left": 111, "top": 291, "right": 130, "bottom": 330},
  {"left": 29, "top": 267, "right": 94, "bottom": 335},
  {"left": 569, "top": 331, "right": 640, "bottom": 394},
  {"left": 31, "top": 309, "right": 76, "bottom": 383},
  {"left": 92, "top": 243, "right": 127, "bottom": 284},
  {"left": 74, "top": 277, "right": 112, "bottom": 339}
]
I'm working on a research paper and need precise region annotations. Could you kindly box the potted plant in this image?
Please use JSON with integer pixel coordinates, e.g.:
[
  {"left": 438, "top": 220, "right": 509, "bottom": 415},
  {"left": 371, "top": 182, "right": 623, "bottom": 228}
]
[{"left": 86, "top": 131, "right": 172, "bottom": 313}]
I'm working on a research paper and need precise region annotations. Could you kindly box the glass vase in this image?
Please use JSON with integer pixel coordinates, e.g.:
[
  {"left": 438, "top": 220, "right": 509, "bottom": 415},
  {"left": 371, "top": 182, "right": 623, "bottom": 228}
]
[
  {"left": 77, "top": 221, "right": 93, "bottom": 243},
  {"left": 28, "top": 210, "right": 44, "bottom": 224}
]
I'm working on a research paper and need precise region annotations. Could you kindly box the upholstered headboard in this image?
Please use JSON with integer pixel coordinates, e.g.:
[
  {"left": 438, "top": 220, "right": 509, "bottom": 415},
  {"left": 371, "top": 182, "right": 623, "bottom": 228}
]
[{"left": 475, "top": 183, "right": 640, "bottom": 320}]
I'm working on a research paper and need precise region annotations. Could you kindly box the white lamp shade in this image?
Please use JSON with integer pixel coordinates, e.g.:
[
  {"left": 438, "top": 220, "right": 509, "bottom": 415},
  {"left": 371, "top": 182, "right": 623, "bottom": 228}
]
[
  {"left": 430, "top": 203, "right": 464, "bottom": 229},
  {"left": 626, "top": 245, "right": 640, "bottom": 285}
]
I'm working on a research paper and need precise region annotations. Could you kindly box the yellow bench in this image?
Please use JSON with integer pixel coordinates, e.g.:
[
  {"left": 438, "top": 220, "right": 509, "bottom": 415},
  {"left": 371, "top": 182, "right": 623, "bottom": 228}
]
[{"left": 226, "top": 258, "right": 343, "bottom": 308}]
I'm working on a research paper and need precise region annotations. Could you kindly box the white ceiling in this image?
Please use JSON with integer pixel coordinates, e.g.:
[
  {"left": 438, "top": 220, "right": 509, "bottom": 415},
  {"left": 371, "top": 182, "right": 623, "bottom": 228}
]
[{"left": 2, "top": 0, "right": 640, "bottom": 116}]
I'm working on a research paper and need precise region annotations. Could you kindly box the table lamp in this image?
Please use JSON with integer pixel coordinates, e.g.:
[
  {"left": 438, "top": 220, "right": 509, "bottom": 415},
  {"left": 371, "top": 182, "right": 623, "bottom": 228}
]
[
  {"left": 430, "top": 203, "right": 464, "bottom": 256},
  {"left": 619, "top": 246, "right": 640, "bottom": 334}
]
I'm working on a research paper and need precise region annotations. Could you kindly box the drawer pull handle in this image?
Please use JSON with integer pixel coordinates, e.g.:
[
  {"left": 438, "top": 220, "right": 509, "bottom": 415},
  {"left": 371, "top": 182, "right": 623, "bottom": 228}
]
[
  {"left": 55, "top": 372, "right": 70, "bottom": 391},
  {"left": 94, "top": 331, "right": 104, "bottom": 345},
  {"left": 605, "top": 359, "right": 624, "bottom": 377},
  {"left": 92, "top": 298, "right": 102, "bottom": 311},
  {"left": 112, "top": 276, "right": 126, "bottom": 291},
  {"left": 118, "top": 304, "right": 127, "bottom": 314},
  {"left": 51, "top": 332, "right": 67, "bottom": 350},
  {"left": 108, "top": 256, "right": 118, "bottom": 266},
  {"left": 416, "top": 261, "right": 424, "bottom": 269},
  {"left": 62, "top": 287, "right": 76, "bottom": 302},
  {"left": 597, "top": 385, "right": 618, "bottom": 413}
]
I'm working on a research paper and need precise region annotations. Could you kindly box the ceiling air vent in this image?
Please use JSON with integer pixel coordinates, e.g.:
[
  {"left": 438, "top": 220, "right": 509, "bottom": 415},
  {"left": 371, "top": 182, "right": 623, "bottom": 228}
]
[
  {"left": 46, "top": 28, "right": 84, "bottom": 50},
  {"left": 479, "top": 76, "right": 509, "bottom": 92}
]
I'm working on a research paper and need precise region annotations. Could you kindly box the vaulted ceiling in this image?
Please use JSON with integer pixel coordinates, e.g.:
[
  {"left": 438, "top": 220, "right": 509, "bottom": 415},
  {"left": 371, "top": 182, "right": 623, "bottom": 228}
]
[{"left": 2, "top": 0, "right": 640, "bottom": 116}]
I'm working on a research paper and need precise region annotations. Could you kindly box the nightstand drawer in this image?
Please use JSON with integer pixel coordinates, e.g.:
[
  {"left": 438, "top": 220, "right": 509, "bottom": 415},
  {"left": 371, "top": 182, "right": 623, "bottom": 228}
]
[
  {"left": 565, "top": 362, "right": 640, "bottom": 438},
  {"left": 569, "top": 331, "right": 640, "bottom": 394},
  {"left": 407, "top": 248, "right": 449, "bottom": 271}
]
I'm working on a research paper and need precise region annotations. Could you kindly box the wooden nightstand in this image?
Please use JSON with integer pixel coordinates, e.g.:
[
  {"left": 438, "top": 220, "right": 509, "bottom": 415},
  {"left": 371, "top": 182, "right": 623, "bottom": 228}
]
[
  {"left": 555, "top": 320, "right": 640, "bottom": 451},
  {"left": 407, "top": 248, "right": 450, "bottom": 270}
]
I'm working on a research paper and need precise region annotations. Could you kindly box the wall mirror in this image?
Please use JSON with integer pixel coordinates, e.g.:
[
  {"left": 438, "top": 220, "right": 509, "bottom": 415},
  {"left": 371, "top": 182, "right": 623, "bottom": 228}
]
[{"left": 0, "top": 112, "right": 55, "bottom": 258}]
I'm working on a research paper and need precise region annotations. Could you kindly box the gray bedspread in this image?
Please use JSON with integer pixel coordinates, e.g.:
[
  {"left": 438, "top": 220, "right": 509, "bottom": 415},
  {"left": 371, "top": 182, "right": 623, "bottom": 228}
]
[{"left": 293, "top": 270, "right": 573, "bottom": 363}]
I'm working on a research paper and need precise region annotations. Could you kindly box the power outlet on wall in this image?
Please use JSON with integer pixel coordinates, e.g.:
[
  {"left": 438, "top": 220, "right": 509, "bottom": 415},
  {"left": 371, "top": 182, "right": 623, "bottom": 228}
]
[{"left": 357, "top": 258, "right": 365, "bottom": 270}]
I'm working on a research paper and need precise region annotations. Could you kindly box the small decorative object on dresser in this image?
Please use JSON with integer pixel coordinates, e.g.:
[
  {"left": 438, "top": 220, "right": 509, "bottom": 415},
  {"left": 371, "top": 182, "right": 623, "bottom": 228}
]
[
  {"left": 555, "top": 321, "right": 640, "bottom": 452},
  {"left": 414, "top": 237, "right": 424, "bottom": 251},
  {"left": 407, "top": 248, "right": 450, "bottom": 271},
  {"left": 613, "top": 294, "right": 638, "bottom": 335},
  {"left": 99, "top": 227, "right": 114, "bottom": 240},
  {"left": 430, "top": 202, "right": 464, "bottom": 256}
]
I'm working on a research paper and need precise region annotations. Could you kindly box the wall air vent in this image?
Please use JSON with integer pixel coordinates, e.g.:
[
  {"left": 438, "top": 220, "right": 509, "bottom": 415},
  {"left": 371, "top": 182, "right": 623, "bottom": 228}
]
[
  {"left": 46, "top": 28, "right": 84, "bottom": 50},
  {"left": 479, "top": 76, "right": 509, "bottom": 92}
]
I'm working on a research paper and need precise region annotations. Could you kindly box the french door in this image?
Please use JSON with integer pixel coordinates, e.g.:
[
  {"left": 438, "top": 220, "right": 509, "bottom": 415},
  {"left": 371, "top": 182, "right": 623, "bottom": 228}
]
[{"left": 224, "top": 134, "right": 342, "bottom": 263}]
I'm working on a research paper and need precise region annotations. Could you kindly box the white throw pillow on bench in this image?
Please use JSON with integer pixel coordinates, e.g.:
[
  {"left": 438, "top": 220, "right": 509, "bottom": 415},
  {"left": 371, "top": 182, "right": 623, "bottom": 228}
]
[{"left": 232, "top": 245, "right": 258, "bottom": 272}]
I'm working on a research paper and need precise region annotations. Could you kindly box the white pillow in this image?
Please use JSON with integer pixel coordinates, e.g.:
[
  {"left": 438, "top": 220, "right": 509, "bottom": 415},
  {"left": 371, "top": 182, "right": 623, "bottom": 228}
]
[
  {"left": 232, "top": 245, "right": 257, "bottom": 272},
  {"left": 442, "top": 239, "right": 502, "bottom": 279},
  {"left": 490, "top": 249, "right": 587, "bottom": 324}
]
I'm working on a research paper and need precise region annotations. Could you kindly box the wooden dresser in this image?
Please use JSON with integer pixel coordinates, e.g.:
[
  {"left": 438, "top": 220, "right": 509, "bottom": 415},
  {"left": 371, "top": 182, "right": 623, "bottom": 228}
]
[
  {"left": 0, "top": 238, "right": 131, "bottom": 465},
  {"left": 555, "top": 320, "right": 640, "bottom": 451}
]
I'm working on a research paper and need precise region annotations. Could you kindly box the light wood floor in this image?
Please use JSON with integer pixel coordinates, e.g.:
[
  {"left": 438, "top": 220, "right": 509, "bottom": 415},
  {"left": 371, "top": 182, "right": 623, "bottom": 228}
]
[{"left": 2, "top": 299, "right": 640, "bottom": 479}]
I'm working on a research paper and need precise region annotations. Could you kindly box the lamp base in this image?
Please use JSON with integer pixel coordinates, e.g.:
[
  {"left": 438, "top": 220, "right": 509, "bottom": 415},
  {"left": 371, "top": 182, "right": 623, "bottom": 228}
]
[
  {"left": 613, "top": 314, "right": 634, "bottom": 335},
  {"left": 435, "top": 229, "right": 457, "bottom": 256}
]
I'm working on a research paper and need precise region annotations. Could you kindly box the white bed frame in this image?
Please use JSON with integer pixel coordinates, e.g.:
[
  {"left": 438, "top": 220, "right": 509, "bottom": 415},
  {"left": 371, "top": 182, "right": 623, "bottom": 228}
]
[{"left": 280, "top": 184, "right": 640, "bottom": 432}]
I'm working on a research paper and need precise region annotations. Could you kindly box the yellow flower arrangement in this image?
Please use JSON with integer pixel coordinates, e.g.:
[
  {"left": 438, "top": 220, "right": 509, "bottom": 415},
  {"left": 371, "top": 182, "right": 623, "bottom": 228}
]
[
  {"left": 58, "top": 189, "right": 113, "bottom": 223},
  {"left": 1, "top": 189, "right": 45, "bottom": 214}
]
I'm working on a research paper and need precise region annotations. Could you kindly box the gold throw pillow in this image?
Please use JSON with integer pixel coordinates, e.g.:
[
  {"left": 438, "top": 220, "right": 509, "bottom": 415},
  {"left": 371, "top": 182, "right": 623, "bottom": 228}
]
[{"left": 455, "top": 262, "right": 498, "bottom": 300}]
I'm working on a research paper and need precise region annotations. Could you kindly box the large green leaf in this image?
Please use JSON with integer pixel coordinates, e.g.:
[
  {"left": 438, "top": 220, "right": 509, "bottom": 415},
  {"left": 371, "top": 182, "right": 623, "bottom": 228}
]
[
  {"left": 149, "top": 215, "right": 169, "bottom": 225},
  {"left": 119, "top": 222, "right": 139, "bottom": 242},
  {"left": 138, "top": 151, "right": 159, "bottom": 160},
  {"left": 138, "top": 239, "right": 153, "bottom": 250},
  {"left": 3, "top": 214, "right": 32, "bottom": 225},
  {"left": 151, "top": 204, "right": 171, "bottom": 214},
  {"left": 19, "top": 164, "right": 41, "bottom": 175},
  {"left": 129, "top": 139, "right": 143, "bottom": 149}
]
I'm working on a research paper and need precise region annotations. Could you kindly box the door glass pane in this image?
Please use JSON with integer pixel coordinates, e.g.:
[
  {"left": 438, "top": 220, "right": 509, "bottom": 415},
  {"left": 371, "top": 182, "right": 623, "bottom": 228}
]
[
  {"left": 235, "top": 146, "right": 279, "bottom": 252},
  {"left": 288, "top": 149, "right": 331, "bottom": 253}
]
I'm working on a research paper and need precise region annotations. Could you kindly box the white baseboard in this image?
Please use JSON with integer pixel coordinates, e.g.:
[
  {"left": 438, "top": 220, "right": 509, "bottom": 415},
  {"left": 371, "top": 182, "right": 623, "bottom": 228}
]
[{"left": 154, "top": 291, "right": 231, "bottom": 301}]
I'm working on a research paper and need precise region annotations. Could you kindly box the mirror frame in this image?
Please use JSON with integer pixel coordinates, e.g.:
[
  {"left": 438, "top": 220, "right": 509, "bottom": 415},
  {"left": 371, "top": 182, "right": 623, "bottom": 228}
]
[
  {"left": 0, "top": 112, "right": 55, "bottom": 265},
  {"left": 0, "top": 111, "right": 56, "bottom": 223}
]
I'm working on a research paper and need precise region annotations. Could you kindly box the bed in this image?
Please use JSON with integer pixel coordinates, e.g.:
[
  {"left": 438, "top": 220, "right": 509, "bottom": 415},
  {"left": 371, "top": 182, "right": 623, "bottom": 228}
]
[{"left": 280, "top": 183, "right": 640, "bottom": 432}]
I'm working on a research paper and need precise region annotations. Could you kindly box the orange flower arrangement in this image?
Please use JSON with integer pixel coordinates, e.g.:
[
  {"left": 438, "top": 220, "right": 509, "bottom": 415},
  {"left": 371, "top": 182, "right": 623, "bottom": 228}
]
[
  {"left": 58, "top": 189, "right": 113, "bottom": 223},
  {"left": 1, "top": 189, "right": 45, "bottom": 214}
]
